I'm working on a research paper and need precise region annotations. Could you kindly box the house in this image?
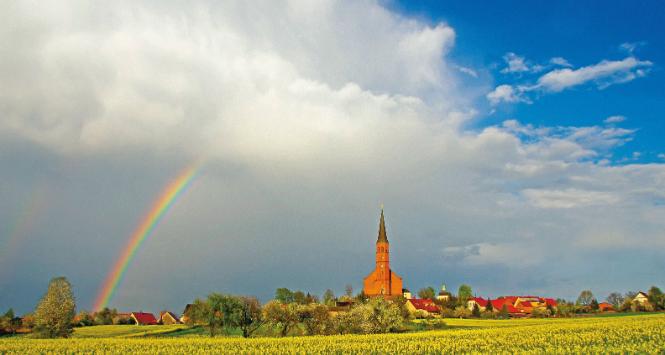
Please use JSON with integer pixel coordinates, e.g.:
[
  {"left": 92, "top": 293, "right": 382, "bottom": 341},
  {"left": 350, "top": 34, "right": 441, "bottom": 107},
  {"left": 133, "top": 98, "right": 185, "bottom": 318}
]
[
  {"left": 468, "top": 296, "right": 555, "bottom": 316},
  {"left": 130, "top": 312, "right": 158, "bottom": 325},
  {"left": 180, "top": 304, "right": 193, "bottom": 324},
  {"left": 159, "top": 311, "right": 182, "bottom": 325},
  {"left": 406, "top": 298, "right": 440, "bottom": 317},
  {"left": 598, "top": 302, "right": 615, "bottom": 312},
  {"left": 634, "top": 292, "right": 649, "bottom": 304},
  {"left": 467, "top": 297, "right": 488, "bottom": 311}
]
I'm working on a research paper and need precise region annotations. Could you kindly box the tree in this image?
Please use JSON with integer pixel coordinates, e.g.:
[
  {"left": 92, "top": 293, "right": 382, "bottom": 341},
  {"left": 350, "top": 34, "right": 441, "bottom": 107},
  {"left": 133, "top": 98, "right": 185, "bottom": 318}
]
[
  {"left": 293, "top": 290, "right": 306, "bottom": 305},
  {"left": 330, "top": 298, "right": 402, "bottom": 334},
  {"left": 485, "top": 298, "right": 494, "bottom": 312},
  {"left": 1, "top": 309, "right": 21, "bottom": 335},
  {"left": 33, "top": 277, "right": 76, "bottom": 338},
  {"left": 471, "top": 303, "right": 481, "bottom": 318},
  {"left": 345, "top": 284, "right": 354, "bottom": 298},
  {"left": 498, "top": 304, "right": 509, "bottom": 319},
  {"left": 74, "top": 311, "right": 94, "bottom": 327},
  {"left": 576, "top": 290, "right": 594, "bottom": 306},
  {"left": 188, "top": 294, "right": 240, "bottom": 337},
  {"left": 94, "top": 307, "right": 116, "bottom": 325},
  {"left": 298, "top": 303, "right": 331, "bottom": 335},
  {"left": 457, "top": 284, "right": 472, "bottom": 303},
  {"left": 366, "top": 298, "right": 403, "bottom": 333},
  {"left": 648, "top": 286, "right": 664, "bottom": 310},
  {"left": 236, "top": 296, "right": 264, "bottom": 338},
  {"left": 606, "top": 292, "right": 624, "bottom": 309},
  {"left": 185, "top": 298, "right": 211, "bottom": 326},
  {"left": 275, "top": 288, "right": 295, "bottom": 304},
  {"left": 418, "top": 287, "right": 436, "bottom": 300},
  {"left": 590, "top": 298, "right": 599, "bottom": 311},
  {"left": 304, "top": 293, "right": 318, "bottom": 304},
  {"left": 355, "top": 290, "right": 369, "bottom": 304},
  {"left": 263, "top": 300, "right": 299, "bottom": 336},
  {"left": 323, "top": 289, "right": 336, "bottom": 306}
]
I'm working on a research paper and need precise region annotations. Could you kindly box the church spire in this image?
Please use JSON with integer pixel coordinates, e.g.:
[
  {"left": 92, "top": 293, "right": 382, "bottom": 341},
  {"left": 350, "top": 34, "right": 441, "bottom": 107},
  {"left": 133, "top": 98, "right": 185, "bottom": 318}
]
[{"left": 377, "top": 207, "right": 388, "bottom": 243}]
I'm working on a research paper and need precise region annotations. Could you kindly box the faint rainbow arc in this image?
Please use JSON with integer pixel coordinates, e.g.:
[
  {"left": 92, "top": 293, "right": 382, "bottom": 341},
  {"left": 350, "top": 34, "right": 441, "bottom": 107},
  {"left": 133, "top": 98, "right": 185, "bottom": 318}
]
[{"left": 94, "top": 164, "right": 200, "bottom": 310}]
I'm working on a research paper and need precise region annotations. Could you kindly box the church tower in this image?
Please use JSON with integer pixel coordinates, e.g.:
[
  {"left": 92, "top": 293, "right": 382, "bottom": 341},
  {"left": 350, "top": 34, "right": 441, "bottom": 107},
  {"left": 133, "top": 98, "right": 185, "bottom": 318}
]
[{"left": 363, "top": 208, "right": 403, "bottom": 297}]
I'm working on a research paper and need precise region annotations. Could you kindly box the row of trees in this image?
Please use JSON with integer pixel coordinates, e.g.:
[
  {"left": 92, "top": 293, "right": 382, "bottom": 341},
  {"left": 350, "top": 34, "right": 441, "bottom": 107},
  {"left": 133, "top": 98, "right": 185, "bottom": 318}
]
[
  {"left": 184, "top": 288, "right": 408, "bottom": 337},
  {"left": 574, "top": 286, "right": 665, "bottom": 313},
  {"left": 0, "top": 309, "right": 22, "bottom": 335}
]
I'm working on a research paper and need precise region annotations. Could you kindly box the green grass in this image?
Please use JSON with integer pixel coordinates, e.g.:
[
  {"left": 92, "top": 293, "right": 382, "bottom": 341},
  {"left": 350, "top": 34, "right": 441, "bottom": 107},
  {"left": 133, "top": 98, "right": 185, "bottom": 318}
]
[{"left": 72, "top": 324, "right": 189, "bottom": 338}]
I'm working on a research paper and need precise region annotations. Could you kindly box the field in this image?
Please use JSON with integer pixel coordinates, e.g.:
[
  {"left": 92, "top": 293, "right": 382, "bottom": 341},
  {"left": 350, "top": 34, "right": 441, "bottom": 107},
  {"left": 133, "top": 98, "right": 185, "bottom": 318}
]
[{"left": 1, "top": 314, "right": 664, "bottom": 353}]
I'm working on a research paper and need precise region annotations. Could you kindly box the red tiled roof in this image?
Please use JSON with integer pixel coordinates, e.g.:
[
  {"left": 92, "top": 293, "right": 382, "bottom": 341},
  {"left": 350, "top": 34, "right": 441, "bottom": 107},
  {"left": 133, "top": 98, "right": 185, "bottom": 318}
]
[
  {"left": 409, "top": 298, "right": 440, "bottom": 313},
  {"left": 132, "top": 312, "right": 157, "bottom": 325},
  {"left": 469, "top": 297, "right": 488, "bottom": 307},
  {"left": 543, "top": 298, "right": 557, "bottom": 307},
  {"left": 488, "top": 299, "right": 520, "bottom": 313},
  {"left": 519, "top": 301, "right": 533, "bottom": 308}
]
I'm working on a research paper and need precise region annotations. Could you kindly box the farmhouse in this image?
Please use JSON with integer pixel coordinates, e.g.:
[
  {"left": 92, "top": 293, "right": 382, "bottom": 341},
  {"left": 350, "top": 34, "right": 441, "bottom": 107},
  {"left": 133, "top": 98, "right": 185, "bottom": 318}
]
[
  {"left": 130, "top": 312, "right": 158, "bottom": 325},
  {"left": 634, "top": 291, "right": 649, "bottom": 304},
  {"left": 405, "top": 298, "right": 440, "bottom": 317},
  {"left": 159, "top": 311, "right": 182, "bottom": 325},
  {"left": 363, "top": 209, "right": 403, "bottom": 298},
  {"left": 468, "top": 296, "right": 556, "bottom": 315}
]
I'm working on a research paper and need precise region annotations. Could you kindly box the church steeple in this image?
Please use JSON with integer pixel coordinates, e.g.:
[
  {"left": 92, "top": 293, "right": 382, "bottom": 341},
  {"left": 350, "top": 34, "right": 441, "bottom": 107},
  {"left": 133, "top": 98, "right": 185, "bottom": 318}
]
[{"left": 377, "top": 208, "right": 388, "bottom": 243}]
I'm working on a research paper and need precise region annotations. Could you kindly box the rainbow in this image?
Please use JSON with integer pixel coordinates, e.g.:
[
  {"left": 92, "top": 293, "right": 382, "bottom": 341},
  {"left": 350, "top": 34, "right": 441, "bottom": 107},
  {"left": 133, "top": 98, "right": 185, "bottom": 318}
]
[{"left": 94, "top": 163, "right": 200, "bottom": 310}]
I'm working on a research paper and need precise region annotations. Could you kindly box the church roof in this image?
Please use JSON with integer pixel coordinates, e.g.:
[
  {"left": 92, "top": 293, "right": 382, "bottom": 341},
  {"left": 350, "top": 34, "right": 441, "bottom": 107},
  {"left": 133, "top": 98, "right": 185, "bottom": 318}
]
[{"left": 377, "top": 208, "right": 388, "bottom": 243}]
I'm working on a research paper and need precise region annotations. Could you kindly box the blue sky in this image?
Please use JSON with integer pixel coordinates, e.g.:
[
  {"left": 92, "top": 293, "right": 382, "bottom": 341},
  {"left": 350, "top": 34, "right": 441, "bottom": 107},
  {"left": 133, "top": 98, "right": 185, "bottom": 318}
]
[
  {"left": 396, "top": 0, "right": 665, "bottom": 162},
  {"left": 1, "top": 1, "right": 664, "bottom": 314}
]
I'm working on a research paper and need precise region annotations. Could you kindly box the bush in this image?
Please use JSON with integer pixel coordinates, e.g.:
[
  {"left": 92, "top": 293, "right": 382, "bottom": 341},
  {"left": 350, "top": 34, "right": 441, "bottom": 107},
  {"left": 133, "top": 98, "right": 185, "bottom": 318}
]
[
  {"left": 331, "top": 298, "right": 403, "bottom": 334},
  {"left": 531, "top": 308, "right": 551, "bottom": 318},
  {"left": 453, "top": 306, "right": 471, "bottom": 319}
]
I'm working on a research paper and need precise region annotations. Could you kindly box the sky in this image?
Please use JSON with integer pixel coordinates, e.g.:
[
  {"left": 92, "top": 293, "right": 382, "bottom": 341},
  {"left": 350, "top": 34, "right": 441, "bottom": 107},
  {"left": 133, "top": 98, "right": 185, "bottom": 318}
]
[{"left": 1, "top": 0, "right": 664, "bottom": 314}]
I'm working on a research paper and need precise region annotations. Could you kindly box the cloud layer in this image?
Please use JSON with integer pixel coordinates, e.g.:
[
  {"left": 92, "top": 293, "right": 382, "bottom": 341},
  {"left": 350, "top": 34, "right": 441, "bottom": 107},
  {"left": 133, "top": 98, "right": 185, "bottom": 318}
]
[{"left": 1, "top": 1, "right": 664, "bottom": 313}]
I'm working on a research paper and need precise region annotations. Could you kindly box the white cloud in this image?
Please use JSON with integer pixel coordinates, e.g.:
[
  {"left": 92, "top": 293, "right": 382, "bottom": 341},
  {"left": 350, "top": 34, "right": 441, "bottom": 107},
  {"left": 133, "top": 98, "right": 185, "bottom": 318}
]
[
  {"left": 550, "top": 57, "right": 572, "bottom": 67},
  {"left": 1, "top": 1, "right": 665, "bottom": 307},
  {"left": 620, "top": 41, "right": 646, "bottom": 54},
  {"left": 604, "top": 115, "right": 626, "bottom": 124},
  {"left": 522, "top": 188, "right": 620, "bottom": 208},
  {"left": 500, "top": 52, "right": 529, "bottom": 73},
  {"left": 456, "top": 65, "right": 478, "bottom": 78},
  {"left": 486, "top": 84, "right": 531, "bottom": 105},
  {"left": 536, "top": 57, "right": 652, "bottom": 92},
  {"left": 489, "top": 56, "right": 652, "bottom": 105}
]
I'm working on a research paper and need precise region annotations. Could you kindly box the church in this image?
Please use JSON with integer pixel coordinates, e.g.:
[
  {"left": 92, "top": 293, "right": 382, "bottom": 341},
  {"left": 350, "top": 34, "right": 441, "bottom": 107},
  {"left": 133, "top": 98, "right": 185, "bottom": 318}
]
[{"left": 363, "top": 209, "right": 403, "bottom": 297}]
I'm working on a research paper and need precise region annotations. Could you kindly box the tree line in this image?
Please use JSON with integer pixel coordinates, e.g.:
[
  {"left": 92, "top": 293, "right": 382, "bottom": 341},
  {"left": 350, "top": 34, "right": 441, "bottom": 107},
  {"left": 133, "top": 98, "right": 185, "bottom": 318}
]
[{"left": 4, "top": 276, "right": 665, "bottom": 338}]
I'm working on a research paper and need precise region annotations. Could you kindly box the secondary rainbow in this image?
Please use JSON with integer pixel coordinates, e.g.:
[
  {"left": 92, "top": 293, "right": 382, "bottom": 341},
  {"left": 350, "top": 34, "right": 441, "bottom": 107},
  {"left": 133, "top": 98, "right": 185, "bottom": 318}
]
[{"left": 94, "top": 163, "right": 200, "bottom": 310}]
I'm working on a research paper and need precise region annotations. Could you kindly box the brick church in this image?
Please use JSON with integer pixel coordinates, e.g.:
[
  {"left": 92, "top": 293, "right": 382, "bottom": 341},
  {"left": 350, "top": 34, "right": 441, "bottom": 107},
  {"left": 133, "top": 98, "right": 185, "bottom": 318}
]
[{"left": 363, "top": 209, "right": 403, "bottom": 297}]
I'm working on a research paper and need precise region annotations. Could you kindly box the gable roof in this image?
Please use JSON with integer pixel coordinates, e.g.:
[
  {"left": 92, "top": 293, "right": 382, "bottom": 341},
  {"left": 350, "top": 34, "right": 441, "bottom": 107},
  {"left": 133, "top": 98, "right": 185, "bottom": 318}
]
[
  {"left": 468, "top": 297, "right": 488, "bottom": 307},
  {"left": 408, "top": 298, "right": 440, "bottom": 313},
  {"left": 131, "top": 312, "right": 157, "bottom": 325},
  {"left": 160, "top": 311, "right": 181, "bottom": 323}
]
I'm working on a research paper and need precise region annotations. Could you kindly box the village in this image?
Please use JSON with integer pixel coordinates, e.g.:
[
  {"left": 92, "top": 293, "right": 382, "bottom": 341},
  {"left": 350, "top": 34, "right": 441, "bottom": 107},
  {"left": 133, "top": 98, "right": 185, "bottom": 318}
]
[{"left": 4, "top": 209, "right": 656, "bottom": 334}]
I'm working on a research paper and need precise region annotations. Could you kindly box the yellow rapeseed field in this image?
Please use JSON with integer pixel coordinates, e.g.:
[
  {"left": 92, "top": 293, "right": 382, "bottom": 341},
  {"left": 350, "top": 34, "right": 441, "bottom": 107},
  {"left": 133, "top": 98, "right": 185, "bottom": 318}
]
[{"left": 1, "top": 314, "right": 664, "bottom": 354}]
